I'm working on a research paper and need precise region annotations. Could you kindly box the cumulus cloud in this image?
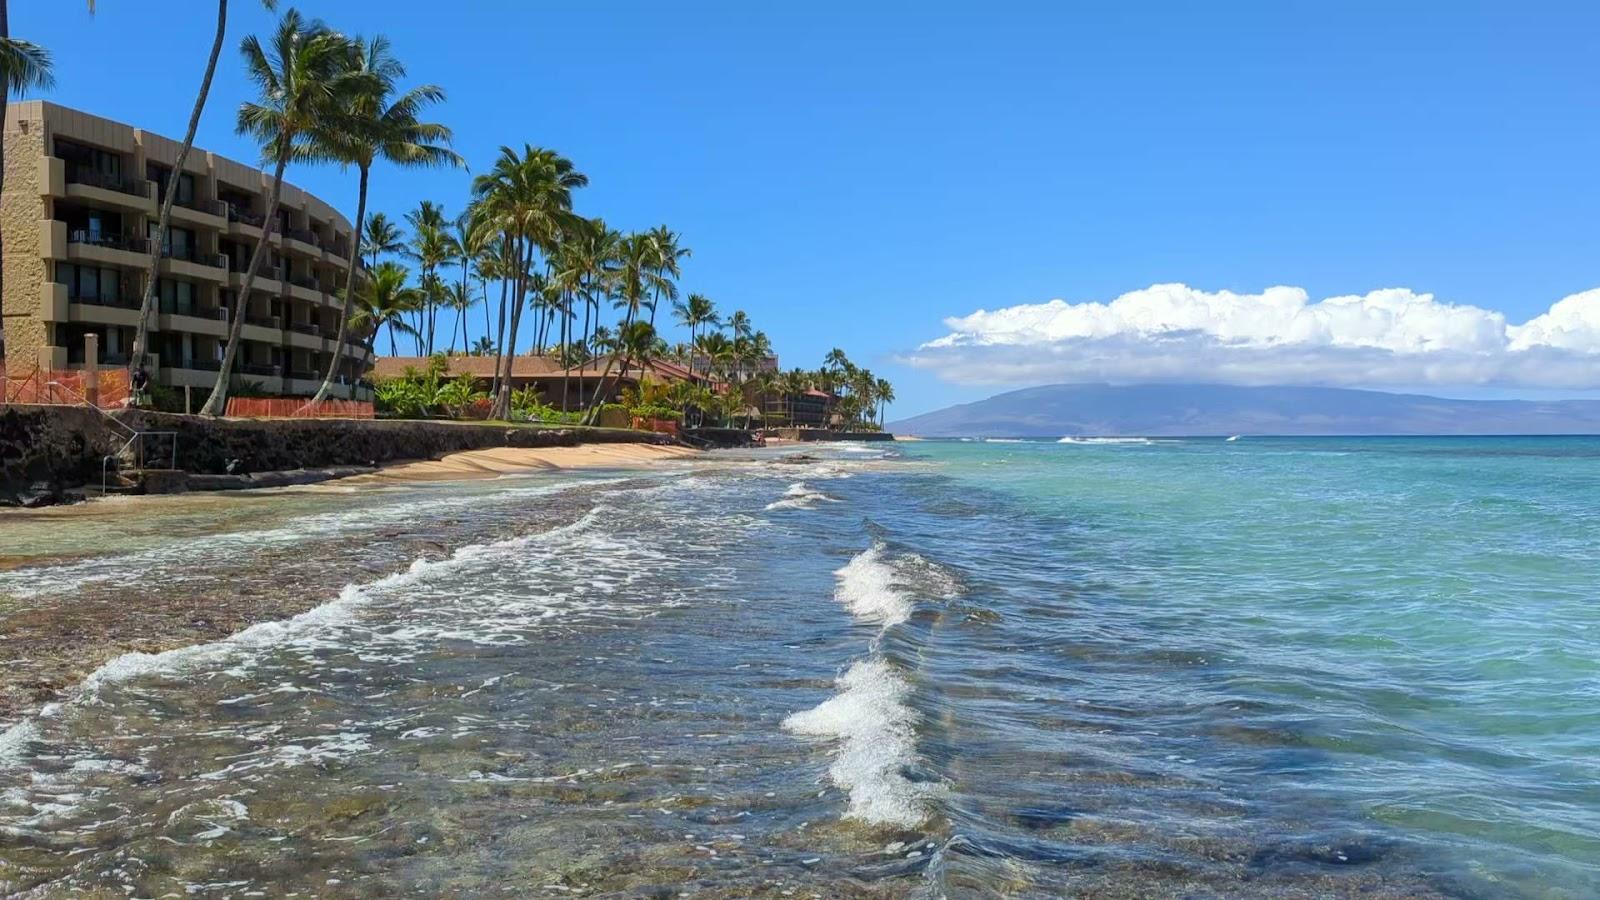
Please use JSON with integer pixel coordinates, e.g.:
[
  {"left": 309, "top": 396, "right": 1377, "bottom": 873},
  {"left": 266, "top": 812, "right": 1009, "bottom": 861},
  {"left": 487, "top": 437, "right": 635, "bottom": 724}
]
[{"left": 904, "top": 284, "right": 1600, "bottom": 388}]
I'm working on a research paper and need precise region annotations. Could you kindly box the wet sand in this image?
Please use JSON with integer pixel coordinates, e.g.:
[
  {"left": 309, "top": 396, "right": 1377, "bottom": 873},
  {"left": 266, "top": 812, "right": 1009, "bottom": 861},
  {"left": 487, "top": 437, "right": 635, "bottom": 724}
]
[{"left": 0, "top": 443, "right": 700, "bottom": 728}]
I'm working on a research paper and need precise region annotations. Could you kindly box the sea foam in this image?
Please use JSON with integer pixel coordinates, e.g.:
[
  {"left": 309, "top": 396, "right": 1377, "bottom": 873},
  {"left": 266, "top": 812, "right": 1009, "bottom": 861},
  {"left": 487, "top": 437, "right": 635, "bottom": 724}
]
[
  {"left": 764, "top": 482, "right": 841, "bottom": 512},
  {"left": 783, "top": 658, "right": 933, "bottom": 827},
  {"left": 833, "top": 546, "right": 914, "bottom": 627}
]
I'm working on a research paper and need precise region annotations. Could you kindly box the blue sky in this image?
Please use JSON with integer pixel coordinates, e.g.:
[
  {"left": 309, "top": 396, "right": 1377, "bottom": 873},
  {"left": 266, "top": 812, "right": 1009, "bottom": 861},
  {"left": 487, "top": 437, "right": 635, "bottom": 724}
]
[{"left": 15, "top": 1, "right": 1600, "bottom": 416}]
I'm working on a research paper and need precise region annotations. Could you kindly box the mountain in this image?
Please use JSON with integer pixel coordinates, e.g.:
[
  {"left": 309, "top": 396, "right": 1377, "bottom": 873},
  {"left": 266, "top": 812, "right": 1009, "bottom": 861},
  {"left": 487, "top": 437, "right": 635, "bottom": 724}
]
[{"left": 888, "top": 384, "right": 1600, "bottom": 437}]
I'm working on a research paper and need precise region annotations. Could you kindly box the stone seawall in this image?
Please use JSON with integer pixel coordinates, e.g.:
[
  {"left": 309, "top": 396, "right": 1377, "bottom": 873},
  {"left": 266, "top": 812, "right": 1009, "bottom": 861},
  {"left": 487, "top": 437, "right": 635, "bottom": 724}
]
[
  {"left": 769, "top": 427, "right": 895, "bottom": 442},
  {"left": 1, "top": 406, "right": 675, "bottom": 506}
]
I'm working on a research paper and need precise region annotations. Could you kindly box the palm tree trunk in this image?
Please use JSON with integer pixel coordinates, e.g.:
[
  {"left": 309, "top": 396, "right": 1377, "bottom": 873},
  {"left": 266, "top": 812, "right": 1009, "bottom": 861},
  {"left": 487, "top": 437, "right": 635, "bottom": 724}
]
[
  {"left": 201, "top": 148, "right": 288, "bottom": 416},
  {"left": 479, "top": 275, "right": 491, "bottom": 355},
  {"left": 312, "top": 163, "right": 367, "bottom": 403},
  {"left": 490, "top": 267, "right": 508, "bottom": 398},
  {"left": 131, "top": 0, "right": 228, "bottom": 379},
  {"left": 1, "top": 2, "right": 10, "bottom": 319},
  {"left": 494, "top": 239, "right": 534, "bottom": 419}
]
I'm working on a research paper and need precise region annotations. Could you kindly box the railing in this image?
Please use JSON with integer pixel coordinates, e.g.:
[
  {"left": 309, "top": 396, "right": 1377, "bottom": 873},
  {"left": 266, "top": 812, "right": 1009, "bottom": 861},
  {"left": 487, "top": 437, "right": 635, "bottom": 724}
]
[
  {"left": 159, "top": 243, "right": 198, "bottom": 263},
  {"left": 105, "top": 430, "right": 179, "bottom": 495},
  {"left": 68, "top": 230, "right": 150, "bottom": 254},
  {"left": 64, "top": 163, "right": 152, "bottom": 198},
  {"left": 238, "top": 362, "right": 280, "bottom": 377},
  {"left": 170, "top": 195, "right": 227, "bottom": 217},
  {"left": 225, "top": 203, "right": 265, "bottom": 227},
  {"left": 287, "top": 369, "right": 319, "bottom": 381},
  {"left": 289, "top": 321, "right": 320, "bottom": 336},
  {"left": 329, "top": 240, "right": 351, "bottom": 259},
  {"left": 288, "top": 273, "right": 320, "bottom": 291},
  {"left": 243, "top": 315, "right": 281, "bottom": 329},
  {"left": 183, "top": 359, "right": 223, "bottom": 372},
  {"left": 286, "top": 227, "right": 321, "bottom": 248},
  {"left": 70, "top": 291, "right": 142, "bottom": 310}
]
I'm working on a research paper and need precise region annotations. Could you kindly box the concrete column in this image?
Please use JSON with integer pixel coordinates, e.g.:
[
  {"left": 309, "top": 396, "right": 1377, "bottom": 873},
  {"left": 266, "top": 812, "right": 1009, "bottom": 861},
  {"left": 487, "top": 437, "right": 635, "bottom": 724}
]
[{"left": 84, "top": 333, "right": 99, "bottom": 406}]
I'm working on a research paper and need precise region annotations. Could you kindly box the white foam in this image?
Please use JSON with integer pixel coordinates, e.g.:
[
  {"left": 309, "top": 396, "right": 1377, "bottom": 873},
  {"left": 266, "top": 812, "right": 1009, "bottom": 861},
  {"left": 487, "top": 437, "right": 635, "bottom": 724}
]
[
  {"left": 783, "top": 658, "right": 934, "bottom": 827},
  {"left": 834, "top": 546, "right": 914, "bottom": 627},
  {"left": 1057, "top": 436, "right": 1153, "bottom": 445},
  {"left": 0, "top": 476, "right": 626, "bottom": 600},
  {"left": 0, "top": 720, "right": 39, "bottom": 769},
  {"left": 764, "top": 482, "right": 841, "bottom": 512},
  {"left": 73, "top": 509, "right": 608, "bottom": 701}
]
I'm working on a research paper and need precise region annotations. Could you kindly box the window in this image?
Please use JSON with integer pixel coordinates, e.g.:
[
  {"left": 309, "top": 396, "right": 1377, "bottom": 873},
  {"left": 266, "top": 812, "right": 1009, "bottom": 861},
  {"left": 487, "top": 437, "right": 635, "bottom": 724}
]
[
  {"left": 157, "top": 279, "right": 197, "bottom": 315},
  {"left": 55, "top": 263, "right": 123, "bottom": 304},
  {"left": 146, "top": 164, "right": 194, "bottom": 206},
  {"left": 55, "top": 138, "right": 122, "bottom": 180},
  {"left": 148, "top": 223, "right": 196, "bottom": 260}
]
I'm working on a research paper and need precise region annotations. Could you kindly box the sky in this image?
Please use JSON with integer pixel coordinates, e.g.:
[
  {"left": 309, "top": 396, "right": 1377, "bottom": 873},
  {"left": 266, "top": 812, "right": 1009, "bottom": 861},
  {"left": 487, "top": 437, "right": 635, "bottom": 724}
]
[{"left": 14, "top": 1, "right": 1600, "bottom": 417}]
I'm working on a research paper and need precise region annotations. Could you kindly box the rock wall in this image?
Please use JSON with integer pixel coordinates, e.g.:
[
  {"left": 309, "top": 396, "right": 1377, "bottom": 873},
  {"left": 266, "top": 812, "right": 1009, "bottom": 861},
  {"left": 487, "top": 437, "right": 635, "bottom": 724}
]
[
  {"left": 0, "top": 405, "right": 121, "bottom": 505},
  {"left": 1, "top": 406, "right": 675, "bottom": 505},
  {"left": 770, "top": 427, "right": 895, "bottom": 442}
]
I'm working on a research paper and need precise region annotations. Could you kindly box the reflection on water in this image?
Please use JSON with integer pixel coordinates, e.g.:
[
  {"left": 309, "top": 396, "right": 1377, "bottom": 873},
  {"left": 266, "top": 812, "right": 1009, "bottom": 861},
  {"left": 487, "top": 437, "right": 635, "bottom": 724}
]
[{"left": 2, "top": 439, "right": 1598, "bottom": 897}]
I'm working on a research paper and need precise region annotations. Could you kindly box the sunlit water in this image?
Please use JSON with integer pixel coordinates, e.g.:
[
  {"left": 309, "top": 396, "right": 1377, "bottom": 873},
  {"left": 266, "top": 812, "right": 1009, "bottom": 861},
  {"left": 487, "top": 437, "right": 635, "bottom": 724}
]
[{"left": 2, "top": 437, "right": 1598, "bottom": 897}]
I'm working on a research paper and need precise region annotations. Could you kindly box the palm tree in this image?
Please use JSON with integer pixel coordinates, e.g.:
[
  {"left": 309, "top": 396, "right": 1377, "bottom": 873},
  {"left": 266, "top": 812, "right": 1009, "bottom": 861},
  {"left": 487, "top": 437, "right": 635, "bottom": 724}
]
[
  {"left": 201, "top": 9, "right": 355, "bottom": 416},
  {"left": 644, "top": 225, "right": 689, "bottom": 327},
  {"left": 349, "top": 261, "right": 420, "bottom": 363},
  {"left": 727, "top": 309, "right": 752, "bottom": 340},
  {"left": 874, "top": 376, "right": 894, "bottom": 427},
  {"left": 469, "top": 335, "right": 494, "bottom": 356},
  {"left": 362, "top": 211, "right": 404, "bottom": 268},
  {"left": 311, "top": 35, "right": 459, "bottom": 402},
  {"left": 591, "top": 320, "right": 657, "bottom": 417},
  {"left": 129, "top": 0, "right": 279, "bottom": 379},
  {"left": 472, "top": 144, "right": 587, "bottom": 419},
  {"left": 672, "top": 293, "right": 718, "bottom": 379},
  {"left": 0, "top": 4, "right": 52, "bottom": 326}
]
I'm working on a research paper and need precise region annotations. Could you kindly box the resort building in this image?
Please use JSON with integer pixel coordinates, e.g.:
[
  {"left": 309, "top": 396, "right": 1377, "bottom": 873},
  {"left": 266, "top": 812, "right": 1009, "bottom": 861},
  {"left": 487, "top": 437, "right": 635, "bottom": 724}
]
[{"left": 1, "top": 101, "right": 371, "bottom": 400}]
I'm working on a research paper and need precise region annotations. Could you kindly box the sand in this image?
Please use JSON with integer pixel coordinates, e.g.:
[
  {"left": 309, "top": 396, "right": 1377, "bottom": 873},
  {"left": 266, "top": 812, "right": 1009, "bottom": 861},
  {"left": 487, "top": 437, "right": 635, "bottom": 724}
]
[{"left": 335, "top": 443, "right": 702, "bottom": 485}]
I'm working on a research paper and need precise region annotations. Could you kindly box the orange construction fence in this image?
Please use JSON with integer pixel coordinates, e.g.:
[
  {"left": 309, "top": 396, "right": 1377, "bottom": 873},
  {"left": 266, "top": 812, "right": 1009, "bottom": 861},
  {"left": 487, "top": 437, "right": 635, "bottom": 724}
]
[
  {"left": 1, "top": 366, "right": 131, "bottom": 409},
  {"left": 631, "top": 416, "right": 680, "bottom": 435},
  {"left": 224, "top": 397, "right": 375, "bottom": 419}
]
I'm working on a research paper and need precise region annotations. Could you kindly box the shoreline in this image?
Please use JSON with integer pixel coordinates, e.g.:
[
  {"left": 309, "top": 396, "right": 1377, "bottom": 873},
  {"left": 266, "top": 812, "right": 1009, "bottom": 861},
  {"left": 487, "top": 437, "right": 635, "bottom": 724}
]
[{"left": 0, "top": 444, "right": 701, "bottom": 729}]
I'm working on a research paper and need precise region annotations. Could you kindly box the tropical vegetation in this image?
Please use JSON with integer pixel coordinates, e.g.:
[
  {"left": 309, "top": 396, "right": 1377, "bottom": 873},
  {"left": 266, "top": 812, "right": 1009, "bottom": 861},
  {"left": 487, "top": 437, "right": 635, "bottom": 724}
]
[{"left": 21, "top": 4, "right": 893, "bottom": 430}]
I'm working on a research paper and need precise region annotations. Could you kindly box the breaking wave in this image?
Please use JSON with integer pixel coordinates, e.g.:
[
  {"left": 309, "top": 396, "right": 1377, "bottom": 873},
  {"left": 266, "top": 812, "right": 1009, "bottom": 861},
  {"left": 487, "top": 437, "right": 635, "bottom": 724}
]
[
  {"left": 765, "top": 482, "right": 841, "bottom": 512},
  {"left": 783, "top": 658, "right": 935, "bottom": 827}
]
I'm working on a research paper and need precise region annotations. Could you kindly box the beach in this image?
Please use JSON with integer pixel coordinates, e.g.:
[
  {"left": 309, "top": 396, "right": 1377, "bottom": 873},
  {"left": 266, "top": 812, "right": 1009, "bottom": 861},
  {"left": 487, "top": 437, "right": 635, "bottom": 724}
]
[{"left": 2, "top": 437, "right": 1598, "bottom": 897}]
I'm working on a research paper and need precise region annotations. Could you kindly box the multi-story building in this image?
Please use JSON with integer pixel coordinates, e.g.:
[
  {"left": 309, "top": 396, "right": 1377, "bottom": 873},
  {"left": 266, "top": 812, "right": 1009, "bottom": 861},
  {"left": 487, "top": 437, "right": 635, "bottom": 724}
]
[{"left": 2, "top": 101, "right": 370, "bottom": 400}]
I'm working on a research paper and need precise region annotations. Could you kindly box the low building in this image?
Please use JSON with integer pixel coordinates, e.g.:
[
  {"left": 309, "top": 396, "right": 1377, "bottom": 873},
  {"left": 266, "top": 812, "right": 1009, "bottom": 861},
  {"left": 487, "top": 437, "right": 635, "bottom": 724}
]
[
  {"left": 764, "top": 388, "right": 834, "bottom": 427},
  {"left": 1, "top": 101, "right": 370, "bottom": 399},
  {"left": 371, "top": 354, "right": 710, "bottom": 407}
]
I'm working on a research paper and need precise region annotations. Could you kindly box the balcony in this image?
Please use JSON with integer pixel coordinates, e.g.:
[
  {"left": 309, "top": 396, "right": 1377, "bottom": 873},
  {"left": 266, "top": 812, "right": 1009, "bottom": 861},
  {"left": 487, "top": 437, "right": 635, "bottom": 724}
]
[
  {"left": 289, "top": 321, "right": 321, "bottom": 336},
  {"left": 168, "top": 194, "right": 227, "bottom": 217},
  {"left": 244, "top": 314, "right": 281, "bottom": 329},
  {"left": 184, "top": 358, "right": 223, "bottom": 372},
  {"left": 68, "top": 230, "right": 149, "bottom": 255},
  {"left": 225, "top": 204, "right": 265, "bottom": 228},
  {"left": 286, "top": 227, "right": 321, "bottom": 249},
  {"left": 288, "top": 369, "right": 320, "bottom": 381},
  {"left": 64, "top": 163, "right": 152, "bottom": 199},
  {"left": 69, "top": 290, "right": 142, "bottom": 311},
  {"left": 238, "top": 362, "right": 280, "bottom": 378},
  {"left": 288, "top": 273, "right": 321, "bottom": 292}
]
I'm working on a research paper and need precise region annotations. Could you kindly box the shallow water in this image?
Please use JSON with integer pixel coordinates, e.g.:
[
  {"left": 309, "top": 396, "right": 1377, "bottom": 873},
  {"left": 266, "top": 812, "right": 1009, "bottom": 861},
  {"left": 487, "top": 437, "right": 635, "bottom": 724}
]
[{"left": 1, "top": 438, "right": 1597, "bottom": 897}]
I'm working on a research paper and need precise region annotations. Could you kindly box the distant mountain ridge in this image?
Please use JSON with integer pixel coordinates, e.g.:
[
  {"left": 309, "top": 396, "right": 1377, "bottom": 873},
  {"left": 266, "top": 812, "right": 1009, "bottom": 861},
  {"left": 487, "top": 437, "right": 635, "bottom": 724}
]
[{"left": 888, "top": 384, "right": 1600, "bottom": 437}]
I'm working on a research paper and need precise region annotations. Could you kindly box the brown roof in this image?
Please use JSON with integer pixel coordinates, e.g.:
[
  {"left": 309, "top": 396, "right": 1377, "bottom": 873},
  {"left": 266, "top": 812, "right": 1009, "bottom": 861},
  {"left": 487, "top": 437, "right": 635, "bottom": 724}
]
[{"left": 372, "top": 354, "right": 718, "bottom": 384}]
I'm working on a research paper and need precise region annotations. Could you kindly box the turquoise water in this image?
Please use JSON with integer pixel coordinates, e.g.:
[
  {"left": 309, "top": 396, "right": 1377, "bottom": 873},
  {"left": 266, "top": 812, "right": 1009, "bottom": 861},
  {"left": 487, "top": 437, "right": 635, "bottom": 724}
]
[
  {"left": 903, "top": 436, "right": 1600, "bottom": 895},
  {"left": 1, "top": 437, "right": 1597, "bottom": 896}
]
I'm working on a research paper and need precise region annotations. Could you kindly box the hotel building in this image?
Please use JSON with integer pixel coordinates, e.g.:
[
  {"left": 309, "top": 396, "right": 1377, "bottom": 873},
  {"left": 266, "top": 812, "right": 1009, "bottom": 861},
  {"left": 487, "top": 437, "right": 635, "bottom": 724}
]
[{"left": 1, "top": 101, "right": 371, "bottom": 399}]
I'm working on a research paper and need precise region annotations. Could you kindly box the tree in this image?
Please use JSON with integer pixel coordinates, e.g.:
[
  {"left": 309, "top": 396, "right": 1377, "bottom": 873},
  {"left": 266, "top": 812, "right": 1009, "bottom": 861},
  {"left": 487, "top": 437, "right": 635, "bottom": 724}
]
[
  {"left": 311, "top": 35, "right": 459, "bottom": 402},
  {"left": 672, "top": 293, "right": 718, "bottom": 380},
  {"left": 471, "top": 145, "right": 587, "bottom": 419},
  {"left": 406, "top": 200, "right": 450, "bottom": 354},
  {"left": 874, "top": 376, "right": 894, "bottom": 427},
  {"left": 447, "top": 281, "right": 475, "bottom": 353},
  {"left": 0, "top": 3, "right": 53, "bottom": 330},
  {"left": 644, "top": 225, "right": 688, "bottom": 327},
  {"left": 362, "top": 211, "right": 404, "bottom": 268},
  {"left": 348, "top": 261, "right": 420, "bottom": 363},
  {"left": 129, "top": 0, "right": 280, "bottom": 381},
  {"left": 201, "top": 10, "right": 356, "bottom": 416}
]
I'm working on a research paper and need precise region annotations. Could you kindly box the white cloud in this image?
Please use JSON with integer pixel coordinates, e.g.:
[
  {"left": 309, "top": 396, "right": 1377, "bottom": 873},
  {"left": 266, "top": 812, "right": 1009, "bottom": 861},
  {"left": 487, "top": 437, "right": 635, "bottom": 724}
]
[{"left": 905, "top": 284, "right": 1600, "bottom": 388}]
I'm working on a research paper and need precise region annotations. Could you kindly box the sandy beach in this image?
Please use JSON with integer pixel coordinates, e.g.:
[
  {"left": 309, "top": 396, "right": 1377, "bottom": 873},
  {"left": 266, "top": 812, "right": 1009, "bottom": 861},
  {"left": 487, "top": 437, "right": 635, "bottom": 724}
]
[{"left": 333, "top": 443, "right": 702, "bottom": 485}]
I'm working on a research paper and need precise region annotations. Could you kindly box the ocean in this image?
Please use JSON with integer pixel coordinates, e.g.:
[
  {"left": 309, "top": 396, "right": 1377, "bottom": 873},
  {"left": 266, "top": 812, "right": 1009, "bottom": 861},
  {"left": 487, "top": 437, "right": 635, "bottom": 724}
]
[{"left": 1, "top": 436, "right": 1597, "bottom": 897}]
